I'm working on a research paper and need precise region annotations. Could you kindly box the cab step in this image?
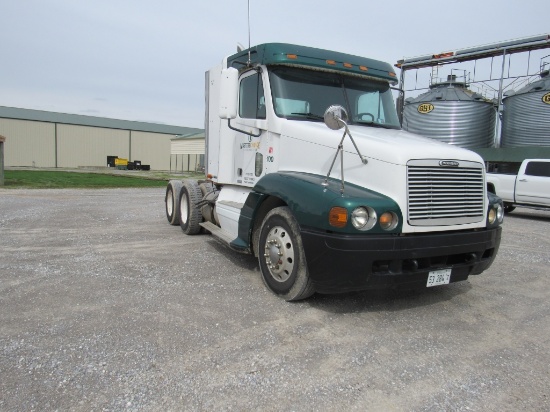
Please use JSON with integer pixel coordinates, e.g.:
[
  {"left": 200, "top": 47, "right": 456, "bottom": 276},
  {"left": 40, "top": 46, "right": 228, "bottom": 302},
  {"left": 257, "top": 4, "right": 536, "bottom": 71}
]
[{"left": 200, "top": 221, "right": 233, "bottom": 245}]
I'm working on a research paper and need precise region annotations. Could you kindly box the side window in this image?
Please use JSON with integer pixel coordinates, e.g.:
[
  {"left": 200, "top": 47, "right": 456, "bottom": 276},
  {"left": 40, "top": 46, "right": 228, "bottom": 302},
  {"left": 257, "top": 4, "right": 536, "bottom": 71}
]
[
  {"left": 525, "top": 161, "right": 550, "bottom": 177},
  {"left": 357, "top": 92, "right": 386, "bottom": 123},
  {"left": 239, "top": 72, "right": 266, "bottom": 119}
]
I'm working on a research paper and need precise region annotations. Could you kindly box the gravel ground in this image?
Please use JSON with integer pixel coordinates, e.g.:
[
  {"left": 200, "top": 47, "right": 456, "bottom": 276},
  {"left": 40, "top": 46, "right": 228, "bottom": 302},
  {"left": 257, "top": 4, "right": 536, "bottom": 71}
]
[{"left": 0, "top": 188, "right": 549, "bottom": 411}]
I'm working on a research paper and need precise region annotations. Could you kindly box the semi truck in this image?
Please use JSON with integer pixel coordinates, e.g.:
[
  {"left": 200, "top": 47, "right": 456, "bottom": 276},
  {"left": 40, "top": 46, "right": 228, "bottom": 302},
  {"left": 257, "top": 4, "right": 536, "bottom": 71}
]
[
  {"left": 487, "top": 159, "right": 550, "bottom": 213},
  {"left": 165, "top": 43, "right": 503, "bottom": 301}
]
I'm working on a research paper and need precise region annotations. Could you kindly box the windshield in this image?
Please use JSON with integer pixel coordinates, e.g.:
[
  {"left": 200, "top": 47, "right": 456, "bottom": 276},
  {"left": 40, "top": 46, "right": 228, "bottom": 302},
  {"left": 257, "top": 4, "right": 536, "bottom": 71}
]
[{"left": 268, "top": 66, "right": 401, "bottom": 129}]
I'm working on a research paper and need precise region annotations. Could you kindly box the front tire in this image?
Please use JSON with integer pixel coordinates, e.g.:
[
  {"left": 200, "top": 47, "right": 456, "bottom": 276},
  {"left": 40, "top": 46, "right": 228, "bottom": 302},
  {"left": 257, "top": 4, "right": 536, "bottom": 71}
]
[
  {"left": 258, "top": 207, "right": 314, "bottom": 301},
  {"left": 179, "top": 180, "right": 203, "bottom": 235},
  {"left": 165, "top": 180, "right": 183, "bottom": 225}
]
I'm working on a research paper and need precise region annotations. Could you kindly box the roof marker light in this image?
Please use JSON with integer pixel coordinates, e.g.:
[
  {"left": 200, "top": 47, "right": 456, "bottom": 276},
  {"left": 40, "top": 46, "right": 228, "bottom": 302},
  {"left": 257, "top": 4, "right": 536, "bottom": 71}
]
[
  {"left": 287, "top": 54, "right": 298, "bottom": 59},
  {"left": 433, "top": 52, "right": 454, "bottom": 59},
  {"left": 343, "top": 63, "right": 353, "bottom": 68},
  {"left": 326, "top": 60, "right": 336, "bottom": 65},
  {"left": 359, "top": 66, "right": 368, "bottom": 71}
]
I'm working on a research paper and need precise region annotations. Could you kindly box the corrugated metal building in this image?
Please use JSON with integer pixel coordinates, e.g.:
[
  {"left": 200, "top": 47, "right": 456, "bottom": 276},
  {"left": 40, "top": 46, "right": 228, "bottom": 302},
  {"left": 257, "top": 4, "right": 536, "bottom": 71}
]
[
  {"left": 0, "top": 106, "right": 203, "bottom": 170},
  {"left": 170, "top": 132, "right": 206, "bottom": 172}
]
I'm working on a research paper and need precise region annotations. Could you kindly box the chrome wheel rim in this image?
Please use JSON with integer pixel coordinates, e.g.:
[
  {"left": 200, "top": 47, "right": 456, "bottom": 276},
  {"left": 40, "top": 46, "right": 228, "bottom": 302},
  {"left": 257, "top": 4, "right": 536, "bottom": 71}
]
[
  {"left": 180, "top": 192, "right": 188, "bottom": 224},
  {"left": 166, "top": 189, "right": 174, "bottom": 216},
  {"left": 263, "top": 225, "right": 294, "bottom": 282}
]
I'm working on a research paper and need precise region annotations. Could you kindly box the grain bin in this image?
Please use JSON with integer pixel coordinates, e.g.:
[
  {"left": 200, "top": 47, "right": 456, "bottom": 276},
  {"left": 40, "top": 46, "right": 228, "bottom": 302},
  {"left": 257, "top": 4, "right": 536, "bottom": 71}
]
[
  {"left": 501, "top": 70, "right": 550, "bottom": 147},
  {"left": 402, "top": 76, "right": 496, "bottom": 149}
]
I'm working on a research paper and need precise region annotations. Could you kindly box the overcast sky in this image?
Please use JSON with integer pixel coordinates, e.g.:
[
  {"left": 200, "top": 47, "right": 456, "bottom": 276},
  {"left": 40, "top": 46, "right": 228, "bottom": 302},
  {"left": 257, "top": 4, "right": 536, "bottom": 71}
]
[{"left": 1, "top": 0, "right": 548, "bottom": 128}]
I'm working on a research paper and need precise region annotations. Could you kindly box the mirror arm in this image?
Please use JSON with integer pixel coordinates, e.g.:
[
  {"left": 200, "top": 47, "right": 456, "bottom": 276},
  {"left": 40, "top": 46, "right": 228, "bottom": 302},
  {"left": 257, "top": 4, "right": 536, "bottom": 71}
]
[
  {"left": 322, "top": 129, "right": 348, "bottom": 193},
  {"left": 342, "top": 122, "right": 368, "bottom": 165},
  {"left": 322, "top": 108, "right": 368, "bottom": 195}
]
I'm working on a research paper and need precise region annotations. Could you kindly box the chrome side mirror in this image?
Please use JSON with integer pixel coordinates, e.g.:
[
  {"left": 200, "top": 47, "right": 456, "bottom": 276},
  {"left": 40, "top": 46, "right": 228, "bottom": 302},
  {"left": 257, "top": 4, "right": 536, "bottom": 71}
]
[
  {"left": 324, "top": 105, "right": 349, "bottom": 130},
  {"left": 322, "top": 104, "right": 367, "bottom": 194}
]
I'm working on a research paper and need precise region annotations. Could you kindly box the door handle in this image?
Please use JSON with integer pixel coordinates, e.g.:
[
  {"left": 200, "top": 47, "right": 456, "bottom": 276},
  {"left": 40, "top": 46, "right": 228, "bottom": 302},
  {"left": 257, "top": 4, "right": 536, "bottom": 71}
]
[{"left": 519, "top": 179, "right": 527, "bottom": 182}]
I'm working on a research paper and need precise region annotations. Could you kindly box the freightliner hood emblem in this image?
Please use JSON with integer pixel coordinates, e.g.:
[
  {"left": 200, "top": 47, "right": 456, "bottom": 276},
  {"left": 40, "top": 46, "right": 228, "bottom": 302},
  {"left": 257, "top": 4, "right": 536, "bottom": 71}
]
[{"left": 439, "top": 160, "right": 460, "bottom": 167}]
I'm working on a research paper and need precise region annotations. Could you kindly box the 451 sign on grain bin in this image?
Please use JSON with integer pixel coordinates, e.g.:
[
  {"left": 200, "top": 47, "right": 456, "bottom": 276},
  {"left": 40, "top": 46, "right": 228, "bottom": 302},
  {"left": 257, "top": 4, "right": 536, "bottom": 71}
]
[{"left": 417, "top": 103, "right": 434, "bottom": 114}]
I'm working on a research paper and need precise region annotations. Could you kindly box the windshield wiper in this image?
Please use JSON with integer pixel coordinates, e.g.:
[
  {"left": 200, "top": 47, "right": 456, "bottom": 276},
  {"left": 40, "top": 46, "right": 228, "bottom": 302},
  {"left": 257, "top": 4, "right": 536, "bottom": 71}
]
[
  {"left": 290, "top": 112, "right": 324, "bottom": 121},
  {"left": 354, "top": 120, "right": 397, "bottom": 129}
]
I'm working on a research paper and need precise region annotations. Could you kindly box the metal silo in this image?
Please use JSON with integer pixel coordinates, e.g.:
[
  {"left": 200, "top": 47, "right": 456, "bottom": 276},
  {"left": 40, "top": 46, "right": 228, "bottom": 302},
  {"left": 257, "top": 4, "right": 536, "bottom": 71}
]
[
  {"left": 501, "top": 70, "right": 550, "bottom": 147},
  {"left": 402, "top": 76, "right": 496, "bottom": 149}
]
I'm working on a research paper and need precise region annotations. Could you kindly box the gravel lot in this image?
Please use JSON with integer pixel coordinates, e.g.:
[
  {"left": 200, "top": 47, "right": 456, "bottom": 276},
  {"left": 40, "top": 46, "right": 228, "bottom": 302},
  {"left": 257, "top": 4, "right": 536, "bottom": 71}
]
[{"left": 1, "top": 187, "right": 549, "bottom": 411}]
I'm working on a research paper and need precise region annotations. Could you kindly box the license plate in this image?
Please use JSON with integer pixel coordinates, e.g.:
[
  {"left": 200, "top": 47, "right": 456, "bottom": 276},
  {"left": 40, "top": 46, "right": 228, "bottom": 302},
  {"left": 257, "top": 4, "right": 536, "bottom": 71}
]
[{"left": 427, "top": 269, "right": 451, "bottom": 287}]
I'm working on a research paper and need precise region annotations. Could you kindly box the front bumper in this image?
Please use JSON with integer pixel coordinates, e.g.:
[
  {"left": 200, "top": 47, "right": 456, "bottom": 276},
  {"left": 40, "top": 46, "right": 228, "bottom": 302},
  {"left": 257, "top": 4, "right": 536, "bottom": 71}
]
[{"left": 300, "top": 226, "right": 502, "bottom": 294}]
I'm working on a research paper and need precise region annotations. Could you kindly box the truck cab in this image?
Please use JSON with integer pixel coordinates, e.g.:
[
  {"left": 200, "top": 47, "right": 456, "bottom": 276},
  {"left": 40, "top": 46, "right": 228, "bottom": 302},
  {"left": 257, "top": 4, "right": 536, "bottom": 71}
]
[{"left": 166, "top": 43, "right": 503, "bottom": 301}]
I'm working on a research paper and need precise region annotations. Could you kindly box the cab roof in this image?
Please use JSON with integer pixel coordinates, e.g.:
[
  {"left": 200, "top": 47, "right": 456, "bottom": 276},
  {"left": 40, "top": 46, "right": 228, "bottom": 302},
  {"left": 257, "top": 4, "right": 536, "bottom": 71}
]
[{"left": 227, "top": 43, "right": 398, "bottom": 84}]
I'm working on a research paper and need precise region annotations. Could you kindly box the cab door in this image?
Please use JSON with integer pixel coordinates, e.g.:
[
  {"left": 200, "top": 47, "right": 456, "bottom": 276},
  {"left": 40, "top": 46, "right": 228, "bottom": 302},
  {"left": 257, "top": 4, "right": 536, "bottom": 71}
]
[{"left": 232, "top": 70, "right": 268, "bottom": 187}]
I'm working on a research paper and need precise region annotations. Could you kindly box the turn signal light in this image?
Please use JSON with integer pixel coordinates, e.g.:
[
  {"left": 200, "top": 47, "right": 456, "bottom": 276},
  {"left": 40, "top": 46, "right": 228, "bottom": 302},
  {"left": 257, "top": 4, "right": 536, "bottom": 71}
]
[
  {"left": 287, "top": 54, "right": 298, "bottom": 59},
  {"left": 379, "top": 211, "right": 398, "bottom": 230},
  {"left": 329, "top": 207, "right": 348, "bottom": 228},
  {"left": 379, "top": 212, "right": 392, "bottom": 227}
]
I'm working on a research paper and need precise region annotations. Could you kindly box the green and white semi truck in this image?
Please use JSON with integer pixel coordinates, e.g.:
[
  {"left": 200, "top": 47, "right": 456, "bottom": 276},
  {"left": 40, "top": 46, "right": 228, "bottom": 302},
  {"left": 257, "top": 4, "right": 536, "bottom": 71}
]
[{"left": 165, "top": 43, "right": 503, "bottom": 301}]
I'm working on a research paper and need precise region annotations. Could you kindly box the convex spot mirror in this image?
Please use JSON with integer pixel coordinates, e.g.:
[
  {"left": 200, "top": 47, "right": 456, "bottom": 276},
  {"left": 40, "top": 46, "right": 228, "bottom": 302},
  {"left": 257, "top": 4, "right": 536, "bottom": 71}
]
[{"left": 324, "top": 105, "right": 349, "bottom": 130}]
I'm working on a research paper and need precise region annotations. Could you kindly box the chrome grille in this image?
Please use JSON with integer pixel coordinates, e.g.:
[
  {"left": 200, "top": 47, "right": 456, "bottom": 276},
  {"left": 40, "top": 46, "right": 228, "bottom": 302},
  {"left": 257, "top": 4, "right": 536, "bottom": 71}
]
[{"left": 407, "top": 160, "right": 485, "bottom": 226}]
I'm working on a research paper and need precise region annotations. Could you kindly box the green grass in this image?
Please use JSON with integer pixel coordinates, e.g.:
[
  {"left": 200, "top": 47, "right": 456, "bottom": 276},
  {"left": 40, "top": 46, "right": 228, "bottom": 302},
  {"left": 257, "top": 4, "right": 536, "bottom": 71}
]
[{"left": 4, "top": 170, "right": 168, "bottom": 188}]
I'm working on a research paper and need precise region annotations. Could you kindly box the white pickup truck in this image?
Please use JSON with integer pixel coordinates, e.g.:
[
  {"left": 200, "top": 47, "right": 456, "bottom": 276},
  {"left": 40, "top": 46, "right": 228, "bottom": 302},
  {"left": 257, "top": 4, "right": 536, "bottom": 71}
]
[{"left": 487, "top": 159, "right": 550, "bottom": 213}]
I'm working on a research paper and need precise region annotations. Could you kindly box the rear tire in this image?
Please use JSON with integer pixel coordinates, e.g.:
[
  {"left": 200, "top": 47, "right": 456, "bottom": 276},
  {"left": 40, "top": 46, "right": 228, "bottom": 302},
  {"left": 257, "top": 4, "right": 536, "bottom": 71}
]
[
  {"left": 258, "top": 206, "right": 314, "bottom": 301},
  {"left": 165, "top": 180, "right": 183, "bottom": 225},
  {"left": 179, "top": 180, "right": 203, "bottom": 235}
]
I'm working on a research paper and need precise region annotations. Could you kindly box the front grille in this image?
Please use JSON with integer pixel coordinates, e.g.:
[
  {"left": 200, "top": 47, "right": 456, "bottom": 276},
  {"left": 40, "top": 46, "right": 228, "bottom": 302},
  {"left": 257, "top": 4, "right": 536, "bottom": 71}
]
[{"left": 407, "top": 159, "right": 485, "bottom": 226}]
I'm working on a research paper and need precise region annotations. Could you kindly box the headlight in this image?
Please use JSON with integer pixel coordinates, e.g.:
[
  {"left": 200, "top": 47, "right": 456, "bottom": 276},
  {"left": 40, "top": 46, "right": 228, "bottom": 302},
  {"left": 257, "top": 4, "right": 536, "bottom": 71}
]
[
  {"left": 487, "top": 192, "right": 504, "bottom": 226},
  {"left": 488, "top": 207, "right": 497, "bottom": 225},
  {"left": 496, "top": 204, "right": 504, "bottom": 223},
  {"left": 487, "top": 203, "right": 504, "bottom": 225},
  {"left": 351, "top": 206, "right": 377, "bottom": 231}
]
